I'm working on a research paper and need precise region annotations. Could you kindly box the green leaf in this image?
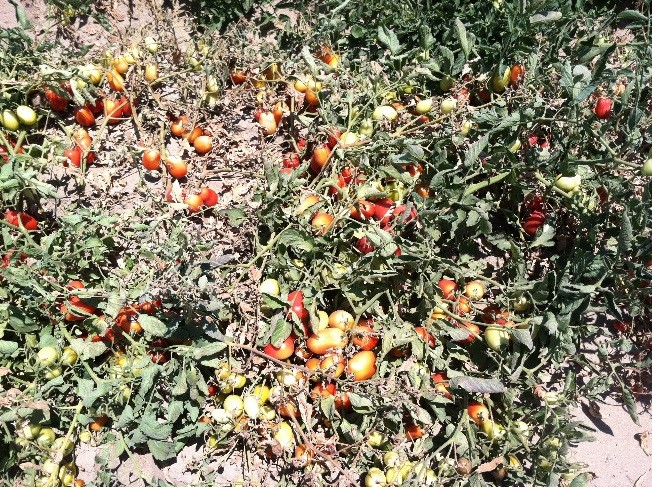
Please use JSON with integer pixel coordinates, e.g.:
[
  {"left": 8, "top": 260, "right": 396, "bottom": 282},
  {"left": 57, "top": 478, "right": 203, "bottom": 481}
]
[
  {"left": 530, "top": 224, "right": 555, "bottom": 248},
  {"left": 171, "top": 367, "right": 188, "bottom": 396},
  {"left": 569, "top": 473, "right": 590, "bottom": 487},
  {"left": 463, "top": 135, "right": 488, "bottom": 168},
  {"left": 377, "top": 26, "right": 401, "bottom": 55},
  {"left": 511, "top": 329, "right": 533, "bottom": 350},
  {"left": 147, "top": 439, "right": 177, "bottom": 461},
  {"left": 454, "top": 19, "right": 470, "bottom": 57},
  {"left": 193, "top": 342, "right": 228, "bottom": 360},
  {"left": 139, "top": 413, "right": 172, "bottom": 440},
  {"left": 218, "top": 208, "right": 246, "bottom": 226},
  {"left": 8, "top": 0, "right": 30, "bottom": 30},
  {"left": 616, "top": 10, "right": 647, "bottom": 22},
  {"left": 0, "top": 340, "right": 18, "bottom": 355},
  {"left": 278, "top": 229, "right": 314, "bottom": 251},
  {"left": 529, "top": 11, "right": 562, "bottom": 24},
  {"left": 138, "top": 315, "right": 167, "bottom": 336},
  {"left": 621, "top": 383, "right": 640, "bottom": 425},
  {"left": 270, "top": 318, "right": 292, "bottom": 347},
  {"left": 70, "top": 339, "right": 107, "bottom": 360},
  {"left": 348, "top": 392, "right": 376, "bottom": 414},
  {"left": 449, "top": 376, "right": 505, "bottom": 394}
]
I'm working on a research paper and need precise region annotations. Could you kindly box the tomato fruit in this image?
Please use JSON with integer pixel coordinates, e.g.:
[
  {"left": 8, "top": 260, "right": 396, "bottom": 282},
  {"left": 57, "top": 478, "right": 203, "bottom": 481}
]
[
  {"left": 491, "top": 67, "right": 511, "bottom": 92},
  {"left": 16, "top": 105, "right": 37, "bottom": 125},
  {"left": 438, "top": 279, "right": 458, "bottom": 300},
  {"left": 440, "top": 98, "right": 457, "bottom": 114},
  {"left": 405, "top": 423, "right": 425, "bottom": 441},
  {"left": 37, "top": 346, "right": 60, "bottom": 367},
  {"left": 454, "top": 321, "right": 480, "bottom": 344},
  {"left": 144, "top": 63, "right": 158, "bottom": 82},
  {"left": 415, "top": 98, "right": 433, "bottom": 114},
  {"left": 328, "top": 310, "right": 354, "bottom": 330},
  {"left": 142, "top": 149, "right": 161, "bottom": 170},
  {"left": 259, "top": 111, "right": 277, "bottom": 135},
  {"left": 184, "top": 194, "right": 204, "bottom": 213},
  {"left": 523, "top": 210, "right": 546, "bottom": 236},
  {"left": 594, "top": 97, "right": 612, "bottom": 119},
  {"left": 65, "top": 147, "right": 82, "bottom": 167},
  {"left": 415, "top": 327, "right": 436, "bottom": 347},
  {"left": 356, "top": 236, "right": 375, "bottom": 255},
  {"left": 44, "top": 88, "right": 68, "bottom": 111},
  {"left": 307, "top": 328, "right": 347, "bottom": 355},
  {"left": 1, "top": 110, "right": 19, "bottom": 131},
  {"left": 311, "top": 145, "right": 331, "bottom": 171},
  {"left": 193, "top": 135, "right": 213, "bottom": 154},
  {"left": 464, "top": 281, "right": 485, "bottom": 300},
  {"left": 165, "top": 155, "right": 188, "bottom": 179},
  {"left": 485, "top": 325, "right": 510, "bottom": 350},
  {"left": 170, "top": 115, "right": 190, "bottom": 137},
  {"left": 199, "top": 187, "right": 219, "bottom": 206},
  {"left": 509, "top": 63, "right": 525, "bottom": 88},
  {"left": 107, "top": 69, "right": 125, "bottom": 91},
  {"left": 468, "top": 402, "right": 489, "bottom": 424},
  {"left": 372, "top": 105, "right": 398, "bottom": 121},
  {"left": 373, "top": 198, "right": 394, "bottom": 225},
  {"left": 74, "top": 106, "right": 96, "bottom": 127},
  {"left": 347, "top": 350, "right": 377, "bottom": 381},
  {"left": 554, "top": 174, "right": 581, "bottom": 193},
  {"left": 432, "top": 372, "right": 452, "bottom": 399},
  {"left": 5, "top": 210, "right": 38, "bottom": 231},
  {"left": 264, "top": 335, "right": 295, "bottom": 360},
  {"left": 311, "top": 212, "right": 334, "bottom": 235},
  {"left": 352, "top": 325, "right": 379, "bottom": 351}
]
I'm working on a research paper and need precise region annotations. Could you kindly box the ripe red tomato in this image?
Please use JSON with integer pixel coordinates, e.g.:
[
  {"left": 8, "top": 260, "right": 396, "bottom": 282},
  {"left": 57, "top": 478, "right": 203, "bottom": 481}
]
[
  {"left": 352, "top": 325, "right": 379, "bottom": 351},
  {"left": 438, "top": 279, "right": 458, "bottom": 300},
  {"left": 612, "top": 321, "right": 628, "bottom": 332},
  {"left": 454, "top": 321, "right": 480, "bottom": 344},
  {"left": 86, "top": 98, "right": 104, "bottom": 115},
  {"left": 356, "top": 236, "right": 375, "bottom": 255},
  {"left": 509, "top": 64, "right": 525, "bottom": 88},
  {"left": 44, "top": 88, "right": 68, "bottom": 111},
  {"left": 264, "top": 335, "right": 295, "bottom": 360},
  {"left": 231, "top": 69, "right": 248, "bottom": 84},
  {"left": 74, "top": 107, "right": 96, "bottom": 127},
  {"left": 307, "top": 328, "right": 348, "bottom": 355},
  {"left": 346, "top": 350, "right": 377, "bottom": 381},
  {"left": 142, "top": 149, "right": 161, "bottom": 171},
  {"left": 523, "top": 211, "right": 546, "bottom": 236},
  {"left": 432, "top": 373, "right": 452, "bottom": 399},
  {"left": 199, "top": 187, "right": 219, "bottom": 207},
  {"left": 468, "top": 402, "right": 489, "bottom": 424},
  {"left": 170, "top": 115, "right": 190, "bottom": 137},
  {"left": 405, "top": 423, "right": 425, "bottom": 441},
  {"left": 373, "top": 198, "right": 394, "bottom": 225},
  {"left": 350, "top": 200, "right": 376, "bottom": 220},
  {"left": 482, "top": 305, "right": 511, "bottom": 325},
  {"left": 282, "top": 153, "right": 300, "bottom": 168},
  {"left": 5, "top": 210, "right": 38, "bottom": 231},
  {"left": 64, "top": 147, "right": 82, "bottom": 167},
  {"left": 415, "top": 327, "right": 436, "bottom": 347},
  {"left": 165, "top": 156, "right": 188, "bottom": 179},
  {"left": 326, "top": 128, "right": 342, "bottom": 149},
  {"left": 594, "top": 97, "right": 612, "bottom": 119},
  {"left": 311, "top": 382, "right": 336, "bottom": 401}
]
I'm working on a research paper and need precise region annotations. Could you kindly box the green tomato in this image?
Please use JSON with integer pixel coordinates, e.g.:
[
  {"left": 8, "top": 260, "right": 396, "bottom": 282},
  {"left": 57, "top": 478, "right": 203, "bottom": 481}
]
[
  {"left": 367, "top": 430, "right": 387, "bottom": 447},
  {"left": 439, "top": 76, "right": 454, "bottom": 91},
  {"left": 1, "top": 110, "right": 20, "bottom": 131},
  {"left": 485, "top": 326, "right": 510, "bottom": 351},
  {"left": 21, "top": 423, "right": 42, "bottom": 440},
  {"left": 480, "top": 419, "right": 506, "bottom": 440},
  {"left": 37, "top": 346, "right": 61, "bottom": 367},
  {"left": 44, "top": 366, "right": 63, "bottom": 380},
  {"left": 372, "top": 105, "right": 398, "bottom": 122},
  {"left": 415, "top": 98, "right": 433, "bottom": 114},
  {"left": 642, "top": 156, "right": 652, "bottom": 176},
  {"left": 36, "top": 427, "right": 56, "bottom": 447},
  {"left": 61, "top": 347, "right": 78, "bottom": 366},
  {"left": 386, "top": 181, "right": 406, "bottom": 202},
  {"left": 508, "top": 139, "right": 522, "bottom": 153},
  {"left": 52, "top": 436, "right": 75, "bottom": 456},
  {"left": 359, "top": 118, "right": 373, "bottom": 136},
  {"left": 223, "top": 395, "right": 244, "bottom": 418},
  {"left": 365, "top": 467, "right": 387, "bottom": 487},
  {"left": 259, "top": 278, "right": 280, "bottom": 296},
  {"left": 144, "top": 36, "right": 158, "bottom": 53},
  {"left": 491, "top": 67, "right": 511, "bottom": 92},
  {"left": 16, "top": 105, "right": 37, "bottom": 126},
  {"left": 440, "top": 98, "right": 457, "bottom": 114},
  {"left": 554, "top": 174, "right": 581, "bottom": 192},
  {"left": 460, "top": 120, "right": 473, "bottom": 137},
  {"left": 512, "top": 295, "right": 531, "bottom": 312}
]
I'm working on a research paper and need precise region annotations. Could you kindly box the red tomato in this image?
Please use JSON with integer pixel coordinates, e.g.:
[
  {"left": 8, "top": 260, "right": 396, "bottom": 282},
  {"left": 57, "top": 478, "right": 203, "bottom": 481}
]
[
  {"left": 523, "top": 211, "right": 546, "bottom": 236},
  {"left": 326, "top": 128, "right": 342, "bottom": 149},
  {"left": 438, "top": 279, "right": 458, "bottom": 300},
  {"left": 86, "top": 98, "right": 104, "bottom": 115},
  {"left": 454, "top": 321, "right": 480, "bottom": 344},
  {"left": 373, "top": 198, "right": 394, "bottom": 225},
  {"left": 355, "top": 237, "right": 375, "bottom": 255},
  {"left": 264, "top": 335, "right": 295, "bottom": 360},
  {"left": 199, "top": 187, "right": 219, "bottom": 207},
  {"left": 509, "top": 63, "right": 525, "bottom": 88},
  {"left": 352, "top": 325, "right": 379, "bottom": 351},
  {"left": 74, "top": 107, "right": 96, "bottom": 127},
  {"left": 334, "top": 391, "right": 352, "bottom": 411},
  {"left": 282, "top": 153, "right": 300, "bottom": 168},
  {"left": 468, "top": 402, "right": 489, "bottom": 424},
  {"left": 142, "top": 149, "right": 161, "bottom": 171},
  {"left": 594, "top": 97, "right": 612, "bottom": 119},
  {"left": 432, "top": 373, "right": 452, "bottom": 399},
  {"left": 5, "top": 210, "right": 38, "bottom": 231},
  {"left": 184, "top": 194, "right": 204, "bottom": 213},
  {"left": 44, "top": 88, "right": 68, "bottom": 111},
  {"left": 310, "top": 382, "right": 336, "bottom": 401},
  {"left": 346, "top": 350, "right": 377, "bottom": 381},
  {"left": 415, "top": 327, "right": 436, "bottom": 347},
  {"left": 405, "top": 423, "right": 425, "bottom": 441},
  {"left": 350, "top": 200, "right": 376, "bottom": 220},
  {"left": 64, "top": 147, "right": 82, "bottom": 167},
  {"left": 170, "top": 115, "right": 190, "bottom": 137}
]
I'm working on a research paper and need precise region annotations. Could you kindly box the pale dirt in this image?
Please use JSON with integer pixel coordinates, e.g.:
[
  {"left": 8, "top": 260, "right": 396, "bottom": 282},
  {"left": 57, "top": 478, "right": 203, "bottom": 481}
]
[{"left": 1, "top": 0, "right": 650, "bottom": 485}]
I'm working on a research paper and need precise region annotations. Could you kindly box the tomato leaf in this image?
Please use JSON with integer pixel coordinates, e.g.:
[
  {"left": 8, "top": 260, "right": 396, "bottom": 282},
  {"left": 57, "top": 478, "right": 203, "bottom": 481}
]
[
  {"left": 278, "top": 229, "right": 314, "bottom": 251},
  {"left": 138, "top": 315, "right": 167, "bottom": 336},
  {"left": 621, "top": 382, "right": 640, "bottom": 425},
  {"left": 449, "top": 376, "right": 506, "bottom": 394},
  {"left": 270, "top": 318, "right": 292, "bottom": 347},
  {"left": 511, "top": 329, "right": 533, "bottom": 350},
  {"left": 348, "top": 392, "right": 376, "bottom": 414},
  {"left": 377, "top": 26, "right": 401, "bottom": 55},
  {"left": 147, "top": 439, "right": 177, "bottom": 461},
  {"left": 0, "top": 340, "right": 18, "bottom": 355},
  {"left": 454, "top": 19, "right": 470, "bottom": 57},
  {"left": 617, "top": 208, "right": 632, "bottom": 256}
]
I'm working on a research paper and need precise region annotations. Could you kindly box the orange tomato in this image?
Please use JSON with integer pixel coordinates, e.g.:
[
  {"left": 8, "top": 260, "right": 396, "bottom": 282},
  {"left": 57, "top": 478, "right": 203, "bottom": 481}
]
[
  {"left": 509, "top": 63, "right": 525, "bottom": 88},
  {"left": 89, "top": 414, "right": 109, "bottom": 431},
  {"left": 352, "top": 325, "right": 379, "bottom": 351},
  {"left": 171, "top": 116, "right": 190, "bottom": 137},
  {"left": 106, "top": 69, "right": 125, "bottom": 91},
  {"left": 319, "top": 353, "right": 346, "bottom": 378},
  {"left": 346, "top": 350, "right": 377, "bottom": 381},
  {"left": 468, "top": 402, "right": 489, "bottom": 424},
  {"left": 311, "top": 212, "right": 334, "bottom": 235},
  {"left": 464, "top": 281, "right": 485, "bottom": 300},
  {"left": 432, "top": 372, "right": 452, "bottom": 399},
  {"left": 184, "top": 194, "right": 204, "bottom": 213},
  {"left": 454, "top": 321, "right": 480, "bottom": 344},
  {"left": 304, "top": 89, "right": 319, "bottom": 106},
  {"left": 103, "top": 98, "right": 124, "bottom": 124},
  {"left": 405, "top": 423, "right": 425, "bottom": 441},
  {"left": 165, "top": 155, "right": 188, "bottom": 179},
  {"left": 306, "top": 328, "right": 347, "bottom": 355},
  {"left": 415, "top": 327, "right": 436, "bottom": 347},
  {"left": 142, "top": 149, "right": 161, "bottom": 171},
  {"left": 259, "top": 111, "right": 277, "bottom": 135},
  {"left": 193, "top": 135, "right": 213, "bottom": 154},
  {"left": 438, "top": 279, "right": 458, "bottom": 300},
  {"left": 74, "top": 106, "right": 96, "bottom": 127},
  {"left": 328, "top": 310, "right": 354, "bottom": 330},
  {"left": 230, "top": 69, "right": 248, "bottom": 84}
]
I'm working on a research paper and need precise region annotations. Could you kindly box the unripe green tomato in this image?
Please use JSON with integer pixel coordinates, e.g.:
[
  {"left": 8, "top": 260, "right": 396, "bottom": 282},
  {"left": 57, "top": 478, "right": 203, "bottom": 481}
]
[
  {"left": 58, "top": 461, "right": 77, "bottom": 484},
  {"left": 260, "top": 404, "right": 276, "bottom": 420},
  {"left": 16, "top": 105, "right": 37, "bottom": 125},
  {"left": 439, "top": 76, "right": 454, "bottom": 91},
  {"left": 554, "top": 174, "right": 581, "bottom": 192},
  {"left": 359, "top": 118, "right": 373, "bottom": 136},
  {"left": 460, "top": 120, "right": 473, "bottom": 136},
  {"left": 19, "top": 423, "right": 41, "bottom": 440},
  {"left": 513, "top": 295, "right": 531, "bottom": 312},
  {"left": 383, "top": 451, "right": 400, "bottom": 467},
  {"left": 485, "top": 326, "right": 510, "bottom": 351},
  {"left": 509, "top": 139, "right": 522, "bottom": 153},
  {"left": 274, "top": 421, "right": 294, "bottom": 449},
  {"left": 117, "top": 385, "right": 131, "bottom": 405},
  {"left": 385, "top": 467, "right": 403, "bottom": 485},
  {"left": 386, "top": 181, "right": 406, "bottom": 202},
  {"left": 37, "top": 347, "right": 61, "bottom": 367},
  {"left": 206, "top": 434, "right": 220, "bottom": 449},
  {"left": 206, "top": 75, "right": 219, "bottom": 94},
  {"left": 259, "top": 278, "right": 280, "bottom": 296},
  {"left": 211, "top": 408, "right": 231, "bottom": 424},
  {"left": 480, "top": 419, "right": 506, "bottom": 440},
  {"left": 1, "top": 110, "right": 20, "bottom": 131},
  {"left": 52, "top": 436, "right": 75, "bottom": 456},
  {"left": 372, "top": 105, "right": 398, "bottom": 122},
  {"left": 79, "top": 430, "right": 92, "bottom": 443},
  {"left": 43, "top": 459, "right": 59, "bottom": 475},
  {"left": 641, "top": 156, "right": 652, "bottom": 176},
  {"left": 226, "top": 372, "right": 246, "bottom": 389},
  {"left": 44, "top": 366, "right": 63, "bottom": 380},
  {"left": 223, "top": 395, "right": 244, "bottom": 418},
  {"left": 440, "top": 98, "right": 457, "bottom": 114},
  {"left": 544, "top": 391, "right": 561, "bottom": 407},
  {"left": 61, "top": 347, "right": 78, "bottom": 366},
  {"left": 36, "top": 427, "right": 56, "bottom": 447},
  {"left": 365, "top": 467, "right": 387, "bottom": 487},
  {"left": 144, "top": 36, "right": 158, "bottom": 53},
  {"left": 366, "top": 430, "right": 387, "bottom": 447},
  {"left": 243, "top": 395, "right": 260, "bottom": 419},
  {"left": 491, "top": 67, "right": 511, "bottom": 92},
  {"left": 340, "top": 131, "right": 359, "bottom": 146},
  {"left": 26, "top": 334, "right": 39, "bottom": 348},
  {"left": 400, "top": 82, "right": 415, "bottom": 94},
  {"left": 415, "top": 98, "right": 433, "bottom": 114}
]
